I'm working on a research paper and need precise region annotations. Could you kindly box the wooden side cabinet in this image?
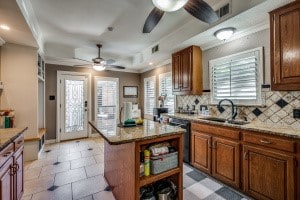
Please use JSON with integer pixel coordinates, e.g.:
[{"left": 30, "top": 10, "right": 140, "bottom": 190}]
[
  {"left": 270, "top": 1, "right": 300, "bottom": 90},
  {"left": 243, "top": 145, "right": 295, "bottom": 200},
  {"left": 172, "top": 46, "right": 203, "bottom": 95},
  {"left": 0, "top": 158, "right": 14, "bottom": 200}
]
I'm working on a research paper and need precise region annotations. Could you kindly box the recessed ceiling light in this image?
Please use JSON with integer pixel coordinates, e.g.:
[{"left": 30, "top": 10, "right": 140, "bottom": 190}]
[
  {"left": 149, "top": 62, "right": 153, "bottom": 65},
  {"left": 0, "top": 24, "right": 10, "bottom": 30},
  {"left": 214, "top": 27, "right": 235, "bottom": 41}
]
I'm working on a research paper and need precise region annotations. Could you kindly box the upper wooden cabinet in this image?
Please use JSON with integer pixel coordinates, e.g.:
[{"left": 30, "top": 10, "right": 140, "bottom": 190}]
[
  {"left": 270, "top": 1, "right": 300, "bottom": 90},
  {"left": 172, "top": 46, "right": 203, "bottom": 95}
]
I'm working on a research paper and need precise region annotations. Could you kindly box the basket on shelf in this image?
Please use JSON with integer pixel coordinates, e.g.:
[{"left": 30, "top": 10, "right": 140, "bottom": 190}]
[{"left": 150, "top": 151, "right": 178, "bottom": 175}]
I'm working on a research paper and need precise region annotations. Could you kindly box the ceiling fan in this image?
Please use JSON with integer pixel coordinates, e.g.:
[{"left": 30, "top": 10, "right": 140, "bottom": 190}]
[
  {"left": 74, "top": 44, "right": 126, "bottom": 71},
  {"left": 143, "top": 0, "right": 219, "bottom": 33}
]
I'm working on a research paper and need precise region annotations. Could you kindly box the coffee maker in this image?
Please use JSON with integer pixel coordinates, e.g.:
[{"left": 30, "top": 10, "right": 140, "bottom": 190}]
[{"left": 153, "top": 108, "right": 168, "bottom": 122}]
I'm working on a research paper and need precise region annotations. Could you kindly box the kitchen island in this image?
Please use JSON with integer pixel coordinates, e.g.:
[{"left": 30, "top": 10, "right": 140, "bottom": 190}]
[{"left": 89, "top": 119, "right": 185, "bottom": 200}]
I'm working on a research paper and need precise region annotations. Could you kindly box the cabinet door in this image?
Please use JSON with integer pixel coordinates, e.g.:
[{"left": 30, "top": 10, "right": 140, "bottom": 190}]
[
  {"left": 14, "top": 149, "right": 23, "bottom": 200},
  {"left": 212, "top": 137, "right": 240, "bottom": 188},
  {"left": 172, "top": 53, "right": 181, "bottom": 92},
  {"left": 191, "top": 131, "right": 211, "bottom": 174},
  {"left": 180, "top": 48, "right": 192, "bottom": 92},
  {"left": 243, "top": 145, "right": 295, "bottom": 200},
  {"left": 270, "top": 1, "right": 300, "bottom": 90},
  {"left": 0, "top": 158, "right": 14, "bottom": 200}
]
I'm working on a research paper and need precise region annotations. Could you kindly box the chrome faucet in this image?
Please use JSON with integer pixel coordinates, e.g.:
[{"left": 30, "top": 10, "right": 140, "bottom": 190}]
[{"left": 217, "top": 99, "right": 237, "bottom": 121}]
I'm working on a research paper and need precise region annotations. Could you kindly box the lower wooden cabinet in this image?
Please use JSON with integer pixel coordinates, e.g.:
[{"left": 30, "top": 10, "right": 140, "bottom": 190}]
[
  {"left": 191, "top": 129, "right": 240, "bottom": 188},
  {"left": 243, "top": 145, "right": 295, "bottom": 200},
  {"left": 14, "top": 149, "right": 24, "bottom": 200},
  {"left": 0, "top": 157, "right": 14, "bottom": 200},
  {"left": 212, "top": 137, "right": 240, "bottom": 188},
  {"left": 191, "top": 131, "right": 211, "bottom": 174}
]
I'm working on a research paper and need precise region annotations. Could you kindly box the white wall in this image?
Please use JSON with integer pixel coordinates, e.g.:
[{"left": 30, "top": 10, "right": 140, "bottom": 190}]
[{"left": 0, "top": 43, "right": 38, "bottom": 138}]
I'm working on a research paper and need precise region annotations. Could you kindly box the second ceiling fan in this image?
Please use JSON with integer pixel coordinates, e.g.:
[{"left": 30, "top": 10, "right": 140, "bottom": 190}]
[{"left": 143, "top": 0, "right": 219, "bottom": 33}]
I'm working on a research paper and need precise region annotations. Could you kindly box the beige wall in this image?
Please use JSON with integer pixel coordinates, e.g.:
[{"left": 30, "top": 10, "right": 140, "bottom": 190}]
[
  {"left": 0, "top": 43, "right": 38, "bottom": 137},
  {"left": 45, "top": 64, "right": 141, "bottom": 140}
]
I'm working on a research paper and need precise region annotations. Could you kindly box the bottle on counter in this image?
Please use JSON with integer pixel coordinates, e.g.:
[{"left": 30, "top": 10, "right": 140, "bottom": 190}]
[{"left": 144, "top": 149, "right": 150, "bottom": 176}]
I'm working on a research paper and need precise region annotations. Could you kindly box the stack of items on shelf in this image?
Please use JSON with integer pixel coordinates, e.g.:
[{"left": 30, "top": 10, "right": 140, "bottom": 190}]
[
  {"left": 140, "top": 180, "right": 177, "bottom": 200},
  {"left": 0, "top": 110, "right": 15, "bottom": 128}
]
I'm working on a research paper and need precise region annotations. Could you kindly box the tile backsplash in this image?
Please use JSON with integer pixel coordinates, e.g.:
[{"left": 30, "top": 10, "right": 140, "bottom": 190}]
[{"left": 176, "top": 91, "right": 300, "bottom": 128}]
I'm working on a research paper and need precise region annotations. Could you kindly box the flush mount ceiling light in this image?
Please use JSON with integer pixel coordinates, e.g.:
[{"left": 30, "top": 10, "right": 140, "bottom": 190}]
[
  {"left": 93, "top": 64, "right": 106, "bottom": 71},
  {"left": 214, "top": 27, "right": 236, "bottom": 41},
  {"left": 0, "top": 24, "right": 10, "bottom": 30},
  {"left": 152, "top": 0, "right": 189, "bottom": 12}
]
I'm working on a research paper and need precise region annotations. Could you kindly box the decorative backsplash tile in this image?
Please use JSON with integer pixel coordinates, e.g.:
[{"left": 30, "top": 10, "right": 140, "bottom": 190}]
[{"left": 176, "top": 91, "right": 300, "bottom": 128}]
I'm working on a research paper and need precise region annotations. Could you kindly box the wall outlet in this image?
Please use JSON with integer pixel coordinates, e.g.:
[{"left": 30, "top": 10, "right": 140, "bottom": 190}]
[{"left": 293, "top": 109, "right": 300, "bottom": 119}]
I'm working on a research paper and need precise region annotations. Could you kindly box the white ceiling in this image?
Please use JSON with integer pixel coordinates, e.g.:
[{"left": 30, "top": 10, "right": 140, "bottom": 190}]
[{"left": 0, "top": 0, "right": 295, "bottom": 73}]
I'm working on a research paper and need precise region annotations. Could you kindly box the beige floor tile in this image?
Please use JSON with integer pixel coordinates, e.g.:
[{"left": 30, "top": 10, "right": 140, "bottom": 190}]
[
  {"left": 93, "top": 191, "right": 115, "bottom": 200},
  {"left": 85, "top": 163, "right": 104, "bottom": 177},
  {"left": 23, "top": 175, "right": 55, "bottom": 196},
  {"left": 24, "top": 167, "right": 42, "bottom": 181},
  {"left": 27, "top": 157, "right": 58, "bottom": 169},
  {"left": 71, "top": 157, "right": 96, "bottom": 169},
  {"left": 78, "top": 195, "right": 93, "bottom": 200},
  {"left": 94, "top": 154, "right": 104, "bottom": 164},
  {"left": 21, "top": 194, "right": 32, "bottom": 200},
  {"left": 31, "top": 184, "right": 72, "bottom": 200},
  {"left": 72, "top": 175, "right": 108, "bottom": 199},
  {"left": 58, "top": 151, "right": 82, "bottom": 162},
  {"left": 81, "top": 148, "right": 102, "bottom": 158},
  {"left": 54, "top": 167, "right": 86, "bottom": 186},
  {"left": 40, "top": 161, "right": 70, "bottom": 176}
]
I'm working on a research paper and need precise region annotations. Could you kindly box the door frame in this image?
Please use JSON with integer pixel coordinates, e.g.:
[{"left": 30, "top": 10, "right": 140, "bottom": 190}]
[{"left": 56, "top": 71, "right": 92, "bottom": 142}]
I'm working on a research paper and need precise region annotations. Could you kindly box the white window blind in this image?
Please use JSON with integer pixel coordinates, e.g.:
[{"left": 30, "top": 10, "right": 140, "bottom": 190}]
[
  {"left": 210, "top": 47, "right": 263, "bottom": 105},
  {"left": 95, "top": 77, "right": 119, "bottom": 133},
  {"left": 144, "top": 76, "right": 156, "bottom": 116},
  {"left": 159, "top": 72, "right": 175, "bottom": 114}
]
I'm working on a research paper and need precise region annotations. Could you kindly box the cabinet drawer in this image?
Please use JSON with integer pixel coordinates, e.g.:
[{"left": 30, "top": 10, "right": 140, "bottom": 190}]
[
  {"left": 191, "top": 123, "right": 240, "bottom": 140},
  {"left": 242, "top": 131, "right": 295, "bottom": 153},
  {"left": 0, "top": 143, "right": 14, "bottom": 168},
  {"left": 14, "top": 134, "right": 24, "bottom": 151}
]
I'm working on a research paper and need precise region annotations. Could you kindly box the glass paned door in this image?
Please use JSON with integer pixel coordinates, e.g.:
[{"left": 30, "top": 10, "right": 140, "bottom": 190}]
[{"left": 59, "top": 74, "right": 88, "bottom": 141}]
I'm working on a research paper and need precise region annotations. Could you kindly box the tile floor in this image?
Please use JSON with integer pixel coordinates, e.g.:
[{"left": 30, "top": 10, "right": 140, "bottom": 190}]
[{"left": 22, "top": 137, "right": 251, "bottom": 200}]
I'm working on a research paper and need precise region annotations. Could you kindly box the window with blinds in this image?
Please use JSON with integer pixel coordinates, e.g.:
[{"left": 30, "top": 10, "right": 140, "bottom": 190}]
[
  {"left": 144, "top": 76, "right": 156, "bottom": 116},
  {"left": 95, "top": 77, "right": 119, "bottom": 133},
  {"left": 159, "top": 72, "right": 175, "bottom": 113},
  {"left": 210, "top": 47, "right": 263, "bottom": 105}
]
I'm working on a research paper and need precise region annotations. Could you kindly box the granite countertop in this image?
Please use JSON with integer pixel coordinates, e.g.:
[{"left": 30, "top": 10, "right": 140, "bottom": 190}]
[
  {"left": 89, "top": 119, "right": 185, "bottom": 145},
  {"left": 164, "top": 113, "right": 300, "bottom": 139},
  {"left": 0, "top": 127, "right": 27, "bottom": 151}
]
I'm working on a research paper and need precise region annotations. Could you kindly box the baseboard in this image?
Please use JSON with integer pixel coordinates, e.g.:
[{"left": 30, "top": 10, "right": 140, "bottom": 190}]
[{"left": 45, "top": 139, "right": 56, "bottom": 144}]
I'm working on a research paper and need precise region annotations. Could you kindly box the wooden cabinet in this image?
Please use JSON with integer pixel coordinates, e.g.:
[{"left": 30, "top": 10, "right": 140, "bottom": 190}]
[
  {"left": 191, "top": 131, "right": 211, "bottom": 174},
  {"left": 243, "top": 145, "right": 295, "bottom": 200},
  {"left": 172, "top": 46, "right": 202, "bottom": 95},
  {"left": 212, "top": 137, "right": 240, "bottom": 188},
  {"left": 0, "top": 133, "right": 24, "bottom": 200},
  {"left": 0, "top": 158, "right": 14, "bottom": 200},
  {"left": 191, "top": 123, "right": 240, "bottom": 188},
  {"left": 270, "top": 1, "right": 300, "bottom": 90}
]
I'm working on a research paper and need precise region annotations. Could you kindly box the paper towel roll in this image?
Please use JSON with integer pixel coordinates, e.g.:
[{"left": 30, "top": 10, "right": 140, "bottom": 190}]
[{"left": 122, "top": 102, "right": 132, "bottom": 123}]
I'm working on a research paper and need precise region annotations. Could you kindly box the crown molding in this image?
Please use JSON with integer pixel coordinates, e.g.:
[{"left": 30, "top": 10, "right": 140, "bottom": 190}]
[{"left": 0, "top": 37, "right": 5, "bottom": 46}]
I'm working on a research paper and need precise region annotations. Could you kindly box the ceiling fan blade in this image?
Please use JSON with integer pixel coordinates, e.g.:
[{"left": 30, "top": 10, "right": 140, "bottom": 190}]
[
  {"left": 73, "top": 64, "right": 92, "bottom": 67},
  {"left": 105, "top": 65, "right": 126, "bottom": 70},
  {"left": 105, "top": 59, "right": 116, "bottom": 65},
  {"left": 73, "top": 57, "right": 92, "bottom": 63},
  {"left": 184, "top": 0, "right": 219, "bottom": 24},
  {"left": 143, "top": 7, "right": 165, "bottom": 33}
]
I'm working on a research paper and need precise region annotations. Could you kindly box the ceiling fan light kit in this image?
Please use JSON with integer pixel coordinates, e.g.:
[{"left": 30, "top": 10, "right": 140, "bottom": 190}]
[
  {"left": 93, "top": 64, "right": 106, "bottom": 71},
  {"left": 152, "top": 0, "right": 189, "bottom": 12},
  {"left": 214, "top": 27, "right": 235, "bottom": 41}
]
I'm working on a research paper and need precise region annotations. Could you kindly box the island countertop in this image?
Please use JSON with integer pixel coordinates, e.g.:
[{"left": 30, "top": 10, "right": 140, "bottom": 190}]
[
  {"left": 89, "top": 119, "right": 185, "bottom": 145},
  {"left": 0, "top": 127, "right": 27, "bottom": 151}
]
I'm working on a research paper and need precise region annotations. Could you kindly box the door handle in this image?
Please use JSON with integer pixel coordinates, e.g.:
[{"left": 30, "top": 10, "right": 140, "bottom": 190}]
[
  {"left": 243, "top": 152, "right": 248, "bottom": 160},
  {"left": 260, "top": 139, "right": 271, "bottom": 144}
]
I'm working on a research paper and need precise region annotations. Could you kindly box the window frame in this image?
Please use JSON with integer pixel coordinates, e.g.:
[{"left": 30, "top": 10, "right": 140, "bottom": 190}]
[
  {"left": 144, "top": 76, "right": 156, "bottom": 118},
  {"left": 159, "top": 72, "right": 175, "bottom": 114},
  {"left": 209, "top": 47, "right": 264, "bottom": 106}
]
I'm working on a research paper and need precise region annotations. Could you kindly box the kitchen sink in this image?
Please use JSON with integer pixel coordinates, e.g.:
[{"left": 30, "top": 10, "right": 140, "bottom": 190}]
[{"left": 201, "top": 117, "right": 249, "bottom": 125}]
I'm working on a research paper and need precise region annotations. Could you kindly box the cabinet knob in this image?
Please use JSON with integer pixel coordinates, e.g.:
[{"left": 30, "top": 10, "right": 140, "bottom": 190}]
[{"left": 260, "top": 139, "right": 271, "bottom": 144}]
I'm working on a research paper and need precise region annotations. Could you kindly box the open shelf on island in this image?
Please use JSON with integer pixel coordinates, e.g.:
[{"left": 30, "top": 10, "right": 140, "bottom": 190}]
[{"left": 139, "top": 167, "right": 180, "bottom": 187}]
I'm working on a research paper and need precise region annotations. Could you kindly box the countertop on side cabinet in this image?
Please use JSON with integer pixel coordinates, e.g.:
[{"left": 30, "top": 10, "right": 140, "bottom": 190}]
[
  {"left": 164, "top": 113, "right": 300, "bottom": 139},
  {"left": 0, "top": 127, "right": 27, "bottom": 150},
  {"left": 89, "top": 119, "right": 185, "bottom": 145}
]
